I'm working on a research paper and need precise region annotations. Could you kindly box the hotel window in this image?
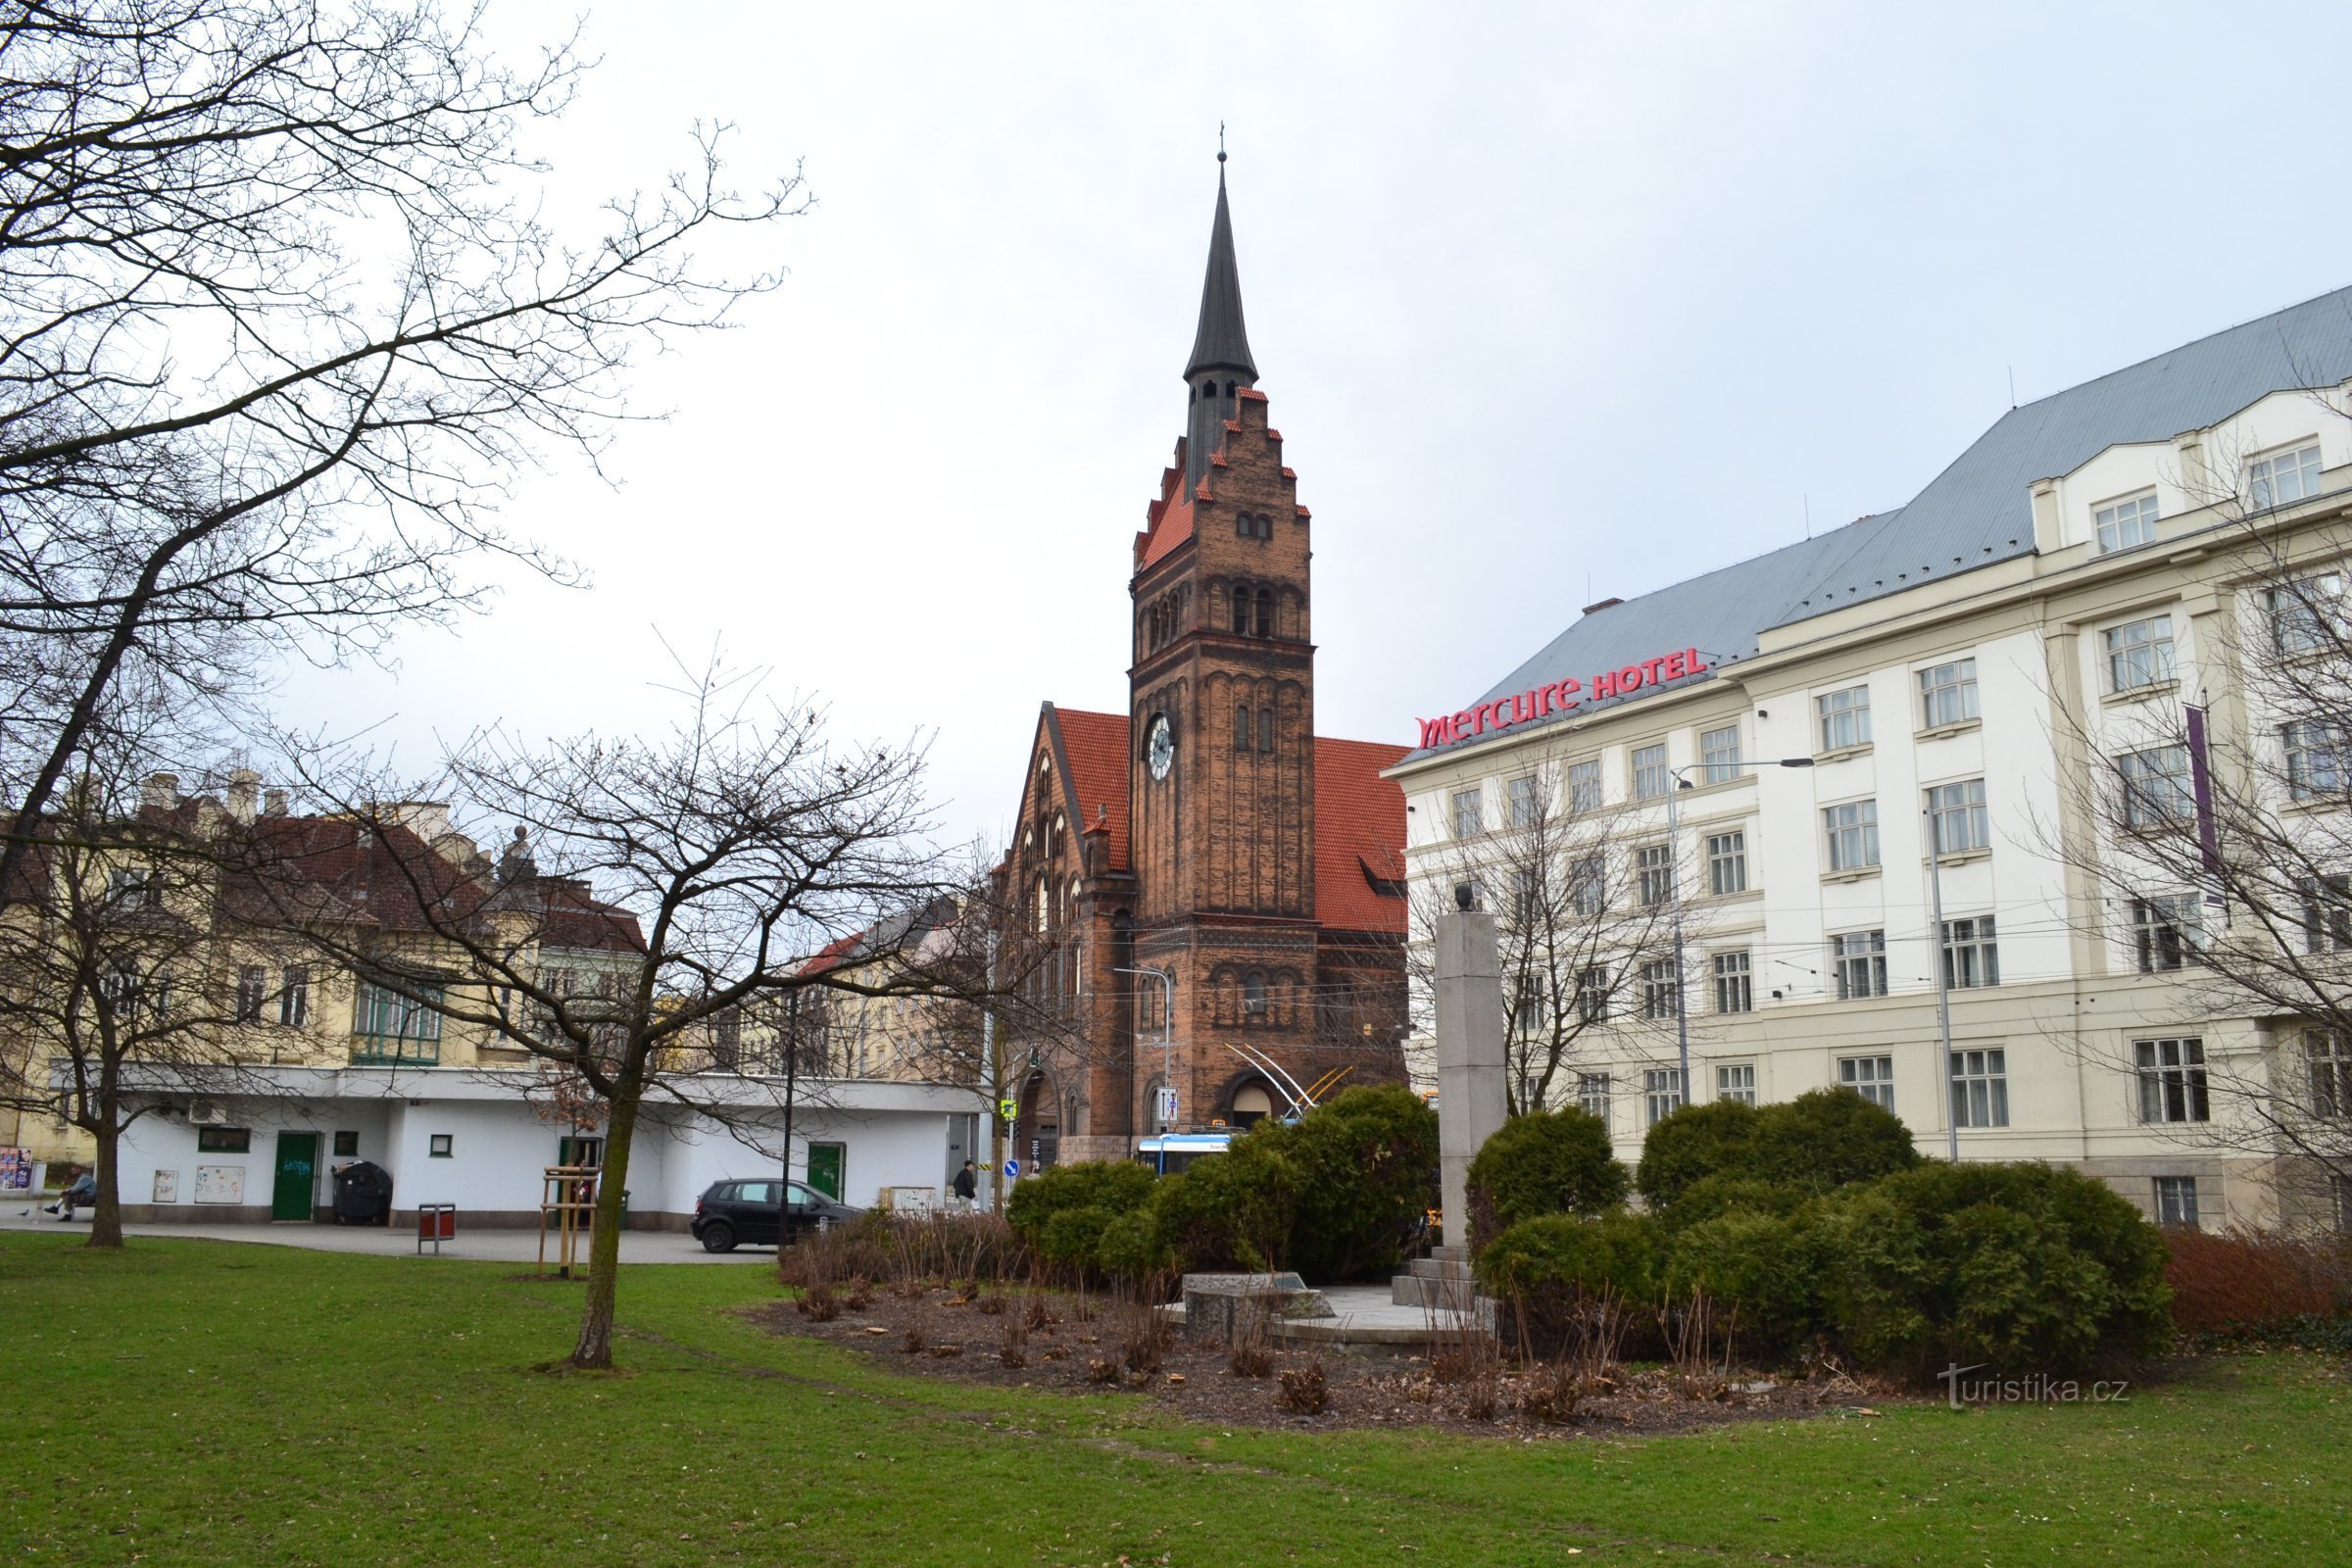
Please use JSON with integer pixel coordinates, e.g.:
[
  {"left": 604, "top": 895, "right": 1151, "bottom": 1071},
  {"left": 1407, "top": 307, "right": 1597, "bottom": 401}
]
[
  {"left": 2248, "top": 440, "right": 2324, "bottom": 510},
  {"left": 1576, "top": 1073, "right": 1611, "bottom": 1123},
  {"left": 277, "top": 966, "right": 310, "bottom": 1028},
  {"left": 1823, "top": 800, "right": 1881, "bottom": 871},
  {"left": 1640, "top": 958, "right": 1681, "bottom": 1020},
  {"left": 2285, "top": 721, "right": 2346, "bottom": 801},
  {"left": 2267, "top": 571, "right": 2346, "bottom": 655},
  {"left": 1450, "top": 788, "right": 1482, "bottom": 839},
  {"left": 1716, "top": 1062, "right": 1756, "bottom": 1106},
  {"left": 2153, "top": 1176, "right": 2200, "bottom": 1228},
  {"left": 1705, "top": 829, "right": 1747, "bottom": 895},
  {"left": 1917, "top": 659, "right": 1979, "bottom": 728},
  {"left": 1816, "top": 685, "right": 1872, "bottom": 751},
  {"left": 1508, "top": 774, "right": 1541, "bottom": 828},
  {"left": 234, "top": 964, "right": 268, "bottom": 1024},
  {"left": 1711, "top": 951, "right": 1752, "bottom": 1013},
  {"left": 1940, "top": 915, "right": 2000, "bottom": 989},
  {"left": 1699, "top": 723, "right": 1741, "bottom": 784},
  {"left": 1631, "top": 743, "right": 1669, "bottom": 801},
  {"left": 2130, "top": 893, "right": 2204, "bottom": 972},
  {"left": 2119, "top": 746, "right": 2193, "bottom": 829},
  {"left": 1927, "top": 778, "right": 1989, "bottom": 855},
  {"left": 1569, "top": 854, "right": 1605, "bottom": 917},
  {"left": 1838, "top": 1054, "right": 1895, "bottom": 1111},
  {"left": 2309, "top": 1030, "right": 2352, "bottom": 1118},
  {"left": 1575, "top": 965, "right": 1608, "bottom": 1023},
  {"left": 1949, "top": 1047, "right": 2009, "bottom": 1128},
  {"left": 2104, "top": 614, "right": 2176, "bottom": 693},
  {"left": 2094, "top": 491, "right": 2159, "bottom": 553},
  {"left": 1831, "top": 929, "right": 1887, "bottom": 999},
  {"left": 1643, "top": 1067, "right": 1685, "bottom": 1127},
  {"left": 2303, "top": 875, "right": 2351, "bottom": 954},
  {"left": 2135, "top": 1037, "right": 2210, "bottom": 1124},
  {"left": 1636, "top": 843, "right": 1675, "bottom": 906},
  {"left": 1567, "top": 758, "right": 1602, "bottom": 813}
]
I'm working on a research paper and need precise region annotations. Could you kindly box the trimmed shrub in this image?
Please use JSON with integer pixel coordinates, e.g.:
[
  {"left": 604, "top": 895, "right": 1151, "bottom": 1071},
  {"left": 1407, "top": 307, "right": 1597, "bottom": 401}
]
[
  {"left": 1754, "top": 1088, "right": 1920, "bottom": 1191},
  {"left": 1095, "top": 1206, "right": 1175, "bottom": 1282},
  {"left": 1660, "top": 1208, "right": 1822, "bottom": 1356},
  {"left": 2163, "top": 1227, "right": 2344, "bottom": 1335},
  {"left": 1634, "top": 1100, "right": 1760, "bottom": 1208},
  {"left": 1475, "top": 1211, "right": 1664, "bottom": 1358},
  {"left": 1814, "top": 1162, "right": 2172, "bottom": 1378},
  {"left": 1148, "top": 1138, "right": 1296, "bottom": 1273},
  {"left": 1465, "top": 1108, "right": 1628, "bottom": 1246},
  {"left": 1279, "top": 1085, "right": 1441, "bottom": 1283},
  {"left": 1037, "top": 1205, "right": 1117, "bottom": 1273},
  {"left": 1655, "top": 1174, "right": 1808, "bottom": 1235},
  {"left": 1004, "top": 1160, "right": 1155, "bottom": 1244}
]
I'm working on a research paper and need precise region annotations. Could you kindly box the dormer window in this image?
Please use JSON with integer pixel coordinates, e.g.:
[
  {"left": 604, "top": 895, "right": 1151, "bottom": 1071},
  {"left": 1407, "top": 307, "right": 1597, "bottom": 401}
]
[
  {"left": 2094, "top": 491, "right": 2158, "bottom": 554},
  {"left": 2250, "top": 441, "right": 2324, "bottom": 510}
]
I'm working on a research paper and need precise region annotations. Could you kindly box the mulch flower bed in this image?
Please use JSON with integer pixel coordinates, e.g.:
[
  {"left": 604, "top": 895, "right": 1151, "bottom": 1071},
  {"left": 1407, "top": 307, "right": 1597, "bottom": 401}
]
[{"left": 756, "top": 1280, "right": 1912, "bottom": 1438}]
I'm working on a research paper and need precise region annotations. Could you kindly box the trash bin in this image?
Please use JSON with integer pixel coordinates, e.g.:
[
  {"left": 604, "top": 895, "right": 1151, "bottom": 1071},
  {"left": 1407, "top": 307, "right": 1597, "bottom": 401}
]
[{"left": 330, "top": 1160, "right": 394, "bottom": 1226}]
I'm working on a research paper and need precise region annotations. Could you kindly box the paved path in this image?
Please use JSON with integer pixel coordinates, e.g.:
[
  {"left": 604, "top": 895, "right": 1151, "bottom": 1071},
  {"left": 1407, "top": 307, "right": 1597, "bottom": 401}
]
[{"left": 0, "top": 1205, "right": 769, "bottom": 1264}]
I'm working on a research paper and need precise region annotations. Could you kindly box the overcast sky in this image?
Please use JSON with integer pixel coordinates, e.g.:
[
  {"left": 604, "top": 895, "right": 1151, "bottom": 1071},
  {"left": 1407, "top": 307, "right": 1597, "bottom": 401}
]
[{"left": 279, "top": 0, "right": 2352, "bottom": 853}]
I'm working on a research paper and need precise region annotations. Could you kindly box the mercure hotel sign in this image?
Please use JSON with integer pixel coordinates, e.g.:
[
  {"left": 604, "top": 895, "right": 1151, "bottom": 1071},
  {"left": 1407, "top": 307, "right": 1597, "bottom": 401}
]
[{"left": 1415, "top": 647, "right": 1710, "bottom": 749}]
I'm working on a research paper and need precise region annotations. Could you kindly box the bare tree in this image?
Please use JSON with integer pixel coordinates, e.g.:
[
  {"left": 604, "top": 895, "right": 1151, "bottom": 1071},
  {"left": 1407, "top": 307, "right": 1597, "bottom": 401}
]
[
  {"left": 2043, "top": 395, "right": 2352, "bottom": 1227},
  {"left": 258, "top": 660, "right": 976, "bottom": 1369},
  {"left": 0, "top": 0, "right": 804, "bottom": 898},
  {"left": 1408, "top": 749, "right": 1694, "bottom": 1115}
]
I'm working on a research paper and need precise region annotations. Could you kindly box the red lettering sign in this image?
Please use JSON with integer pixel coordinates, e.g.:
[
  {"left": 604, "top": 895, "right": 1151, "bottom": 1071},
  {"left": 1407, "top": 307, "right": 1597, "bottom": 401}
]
[{"left": 1413, "top": 648, "right": 1708, "bottom": 748}]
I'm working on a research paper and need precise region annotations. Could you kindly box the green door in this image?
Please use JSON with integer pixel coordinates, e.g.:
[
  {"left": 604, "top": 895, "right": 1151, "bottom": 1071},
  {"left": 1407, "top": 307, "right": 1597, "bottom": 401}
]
[
  {"left": 271, "top": 1132, "right": 319, "bottom": 1221},
  {"left": 807, "top": 1143, "right": 845, "bottom": 1201}
]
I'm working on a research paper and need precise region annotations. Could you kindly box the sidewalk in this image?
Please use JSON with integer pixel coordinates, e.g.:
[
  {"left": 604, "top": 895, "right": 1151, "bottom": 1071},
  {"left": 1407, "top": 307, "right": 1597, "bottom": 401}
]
[{"left": 0, "top": 1205, "right": 769, "bottom": 1264}]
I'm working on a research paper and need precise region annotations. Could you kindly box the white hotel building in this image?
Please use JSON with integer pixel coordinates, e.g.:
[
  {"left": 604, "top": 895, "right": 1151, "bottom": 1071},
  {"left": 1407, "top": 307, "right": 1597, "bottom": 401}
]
[{"left": 1390, "top": 288, "right": 2352, "bottom": 1232}]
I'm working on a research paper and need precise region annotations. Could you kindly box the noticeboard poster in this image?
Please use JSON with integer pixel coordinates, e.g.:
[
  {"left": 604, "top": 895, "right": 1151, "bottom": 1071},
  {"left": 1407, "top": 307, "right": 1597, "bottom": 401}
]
[
  {"left": 152, "top": 1169, "right": 180, "bottom": 1203},
  {"left": 0, "top": 1148, "right": 30, "bottom": 1191},
  {"left": 192, "top": 1164, "right": 244, "bottom": 1204}
]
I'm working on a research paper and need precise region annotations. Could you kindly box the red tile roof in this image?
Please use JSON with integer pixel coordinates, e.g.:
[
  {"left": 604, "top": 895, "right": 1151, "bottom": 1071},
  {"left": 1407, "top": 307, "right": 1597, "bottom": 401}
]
[
  {"left": 1135, "top": 458, "right": 1198, "bottom": 571},
  {"left": 1313, "top": 737, "right": 1410, "bottom": 935},
  {"left": 1046, "top": 706, "right": 1132, "bottom": 871}
]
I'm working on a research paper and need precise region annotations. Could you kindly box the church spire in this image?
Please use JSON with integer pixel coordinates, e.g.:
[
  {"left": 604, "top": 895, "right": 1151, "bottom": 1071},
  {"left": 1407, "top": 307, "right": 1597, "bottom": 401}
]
[{"left": 1182, "top": 149, "right": 1256, "bottom": 487}]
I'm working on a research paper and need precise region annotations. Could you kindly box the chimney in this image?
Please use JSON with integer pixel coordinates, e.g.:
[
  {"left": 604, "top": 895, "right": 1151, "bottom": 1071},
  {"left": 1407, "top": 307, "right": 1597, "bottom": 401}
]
[
  {"left": 262, "top": 789, "right": 289, "bottom": 817},
  {"left": 140, "top": 771, "right": 178, "bottom": 812},
  {"left": 225, "top": 769, "right": 260, "bottom": 824}
]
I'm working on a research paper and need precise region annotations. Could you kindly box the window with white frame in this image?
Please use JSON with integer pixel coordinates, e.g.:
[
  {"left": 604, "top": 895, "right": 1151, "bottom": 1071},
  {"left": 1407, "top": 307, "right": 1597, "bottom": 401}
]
[
  {"left": 1700, "top": 723, "right": 1741, "bottom": 785},
  {"left": 1838, "top": 1054, "right": 1894, "bottom": 1111},
  {"left": 1817, "top": 685, "right": 1872, "bottom": 751},
  {"left": 2309, "top": 1030, "right": 2352, "bottom": 1119},
  {"left": 1941, "top": 915, "right": 2000, "bottom": 989},
  {"left": 1631, "top": 743, "right": 1669, "bottom": 800},
  {"left": 2130, "top": 893, "right": 2204, "bottom": 972},
  {"left": 1949, "top": 1047, "right": 2009, "bottom": 1128},
  {"left": 2119, "top": 746, "right": 2193, "bottom": 828},
  {"left": 2249, "top": 441, "right": 2324, "bottom": 510},
  {"left": 1640, "top": 957, "right": 1681, "bottom": 1019},
  {"left": 1712, "top": 951, "right": 1752, "bottom": 1014},
  {"left": 1918, "top": 659, "right": 1979, "bottom": 727},
  {"left": 2284, "top": 720, "right": 2346, "bottom": 802},
  {"left": 1450, "top": 788, "right": 1483, "bottom": 838},
  {"left": 2094, "top": 491, "right": 2159, "bottom": 553},
  {"left": 1512, "top": 971, "right": 1548, "bottom": 1034},
  {"left": 277, "top": 965, "right": 310, "bottom": 1028},
  {"left": 1927, "top": 778, "right": 1989, "bottom": 855},
  {"left": 1636, "top": 842, "right": 1675, "bottom": 906},
  {"left": 1716, "top": 1062, "right": 1756, "bottom": 1105},
  {"left": 1823, "top": 800, "right": 1881, "bottom": 871},
  {"left": 1508, "top": 867, "right": 1538, "bottom": 929},
  {"left": 1569, "top": 854, "right": 1605, "bottom": 917},
  {"left": 1567, "top": 758, "right": 1602, "bottom": 813},
  {"left": 1576, "top": 1072, "right": 1612, "bottom": 1124},
  {"left": 2104, "top": 614, "right": 2176, "bottom": 693},
  {"left": 2135, "top": 1037, "right": 2209, "bottom": 1124},
  {"left": 1643, "top": 1067, "right": 1685, "bottom": 1126},
  {"left": 2303, "top": 875, "right": 2351, "bottom": 954},
  {"left": 234, "top": 964, "right": 268, "bottom": 1024},
  {"left": 2267, "top": 571, "right": 2346, "bottom": 655},
  {"left": 1832, "top": 929, "right": 1887, "bottom": 999},
  {"left": 1508, "top": 774, "right": 1542, "bottom": 829},
  {"left": 1706, "top": 829, "right": 1747, "bottom": 895},
  {"left": 2153, "top": 1175, "right": 2201, "bottom": 1229},
  {"left": 1575, "top": 965, "right": 1608, "bottom": 1023}
]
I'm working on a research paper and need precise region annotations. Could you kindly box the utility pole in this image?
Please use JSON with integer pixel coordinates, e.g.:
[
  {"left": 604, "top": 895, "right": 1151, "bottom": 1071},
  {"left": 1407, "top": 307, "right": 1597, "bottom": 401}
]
[{"left": 982, "top": 928, "right": 1004, "bottom": 1212}]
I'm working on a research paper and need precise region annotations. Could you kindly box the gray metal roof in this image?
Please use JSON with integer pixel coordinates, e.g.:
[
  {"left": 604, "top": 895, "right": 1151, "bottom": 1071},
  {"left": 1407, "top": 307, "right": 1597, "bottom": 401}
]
[
  {"left": 1404, "top": 283, "right": 2352, "bottom": 761},
  {"left": 1184, "top": 168, "right": 1256, "bottom": 381}
]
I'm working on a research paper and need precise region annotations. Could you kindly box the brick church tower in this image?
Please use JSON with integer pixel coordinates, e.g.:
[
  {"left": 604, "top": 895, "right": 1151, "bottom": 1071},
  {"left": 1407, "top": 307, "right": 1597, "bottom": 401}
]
[{"left": 1001, "top": 161, "right": 1408, "bottom": 1169}]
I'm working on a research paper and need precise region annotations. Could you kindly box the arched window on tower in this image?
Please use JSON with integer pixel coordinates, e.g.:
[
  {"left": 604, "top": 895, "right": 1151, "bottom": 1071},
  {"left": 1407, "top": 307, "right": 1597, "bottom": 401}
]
[
  {"left": 1234, "top": 704, "right": 1250, "bottom": 751},
  {"left": 1254, "top": 588, "right": 1274, "bottom": 637},
  {"left": 1243, "top": 970, "right": 1267, "bottom": 1018},
  {"left": 1236, "top": 511, "right": 1251, "bottom": 539},
  {"left": 1202, "top": 379, "right": 1217, "bottom": 404},
  {"left": 1225, "top": 380, "right": 1236, "bottom": 398},
  {"left": 1258, "top": 707, "right": 1275, "bottom": 754},
  {"left": 1232, "top": 584, "right": 1250, "bottom": 635},
  {"left": 1259, "top": 514, "right": 1275, "bottom": 540}
]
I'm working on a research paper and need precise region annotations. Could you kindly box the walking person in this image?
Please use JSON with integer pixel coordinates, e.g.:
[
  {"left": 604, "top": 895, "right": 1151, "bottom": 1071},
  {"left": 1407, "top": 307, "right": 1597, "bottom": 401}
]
[{"left": 951, "top": 1159, "right": 978, "bottom": 1213}]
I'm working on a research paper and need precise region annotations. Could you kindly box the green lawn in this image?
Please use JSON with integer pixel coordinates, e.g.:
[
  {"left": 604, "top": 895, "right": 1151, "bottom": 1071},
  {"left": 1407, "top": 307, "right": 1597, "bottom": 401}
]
[{"left": 0, "top": 1235, "right": 2343, "bottom": 1566}]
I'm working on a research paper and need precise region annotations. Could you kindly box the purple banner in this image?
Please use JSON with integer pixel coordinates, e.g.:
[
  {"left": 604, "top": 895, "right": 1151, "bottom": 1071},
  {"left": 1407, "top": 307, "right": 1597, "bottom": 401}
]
[{"left": 2184, "top": 705, "right": 2224, "bottom": 899}]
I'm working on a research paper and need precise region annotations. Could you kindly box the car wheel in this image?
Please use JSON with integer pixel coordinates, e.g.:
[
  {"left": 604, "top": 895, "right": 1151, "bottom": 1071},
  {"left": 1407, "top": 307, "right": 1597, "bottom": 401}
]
[{"left": 700, "top": 1220, "right": 737, "bottom": 1253}]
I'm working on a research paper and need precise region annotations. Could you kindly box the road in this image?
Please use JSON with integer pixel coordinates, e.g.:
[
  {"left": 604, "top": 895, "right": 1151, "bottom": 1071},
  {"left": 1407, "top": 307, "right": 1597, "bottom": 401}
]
[{"left": 0, "top": 1203, "right": 772, "bottom": 1263}]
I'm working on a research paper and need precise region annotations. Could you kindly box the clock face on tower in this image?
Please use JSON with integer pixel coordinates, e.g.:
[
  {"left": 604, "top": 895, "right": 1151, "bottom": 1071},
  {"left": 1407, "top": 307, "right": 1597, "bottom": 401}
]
[{"left": 1146, "top": 713, "right": 1175, "bottom": 780}]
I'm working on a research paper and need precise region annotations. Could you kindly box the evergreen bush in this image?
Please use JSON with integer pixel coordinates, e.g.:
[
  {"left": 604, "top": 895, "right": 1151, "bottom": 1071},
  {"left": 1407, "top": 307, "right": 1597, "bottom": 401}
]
[{"left": 1464, "top": 1107, "right": 1628, "bottom": 1246}]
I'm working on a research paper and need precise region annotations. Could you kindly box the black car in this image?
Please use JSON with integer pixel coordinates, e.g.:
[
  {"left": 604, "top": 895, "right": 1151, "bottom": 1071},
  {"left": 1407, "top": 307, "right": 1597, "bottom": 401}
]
[{"left": 690, "top": 1178, "right": 858, "bottom": 1252}]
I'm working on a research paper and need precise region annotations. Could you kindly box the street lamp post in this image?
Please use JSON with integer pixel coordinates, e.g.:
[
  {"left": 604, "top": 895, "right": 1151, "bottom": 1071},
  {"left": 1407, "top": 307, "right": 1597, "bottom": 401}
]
[
  {"left": 1664, "top": 756, "right": 1816, "bottom": 1109},
  {"left": 1115, "top": 965, "right": 1176, "bottom": 1174}
]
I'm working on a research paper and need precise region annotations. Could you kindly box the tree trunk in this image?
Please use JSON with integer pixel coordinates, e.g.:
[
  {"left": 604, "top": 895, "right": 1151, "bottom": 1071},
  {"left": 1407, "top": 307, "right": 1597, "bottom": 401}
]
[
  {"left": 86, "top": 1062, "right": 123, "bottom": 1250},
  {"left": 567, "top": 1072, "right": 642, "bottom": 1371}
]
